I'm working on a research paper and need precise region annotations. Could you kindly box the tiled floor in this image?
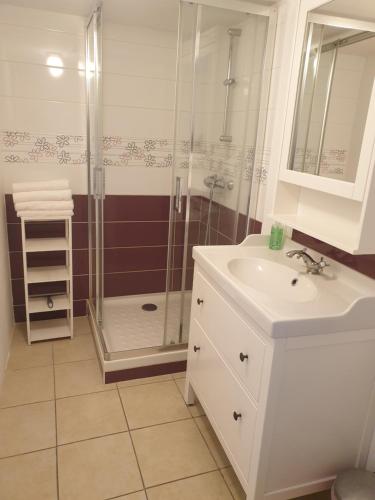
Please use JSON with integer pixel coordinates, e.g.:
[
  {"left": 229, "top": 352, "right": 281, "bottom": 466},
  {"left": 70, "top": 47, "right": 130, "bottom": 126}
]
[{"left": 0, "top": 317, "right": 331, "bottom": 500}]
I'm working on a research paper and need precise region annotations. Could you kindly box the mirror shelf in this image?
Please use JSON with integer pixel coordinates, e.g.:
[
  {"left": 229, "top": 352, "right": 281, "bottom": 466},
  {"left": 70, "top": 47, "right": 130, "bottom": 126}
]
[{"left": 270, "top": 0, "right": 375, "bottom": 255}]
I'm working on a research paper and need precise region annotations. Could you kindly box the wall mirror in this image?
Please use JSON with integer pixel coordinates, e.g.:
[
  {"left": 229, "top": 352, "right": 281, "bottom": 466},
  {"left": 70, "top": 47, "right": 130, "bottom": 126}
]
[{"left": 279, "top": 0, "right": 375, "bottom": 201}]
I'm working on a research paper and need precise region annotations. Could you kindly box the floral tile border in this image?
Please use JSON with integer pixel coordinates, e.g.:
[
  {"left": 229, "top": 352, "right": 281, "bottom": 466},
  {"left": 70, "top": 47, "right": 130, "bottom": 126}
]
[{"left": 0, "top": 130, "right": 270, "bottom": 184}]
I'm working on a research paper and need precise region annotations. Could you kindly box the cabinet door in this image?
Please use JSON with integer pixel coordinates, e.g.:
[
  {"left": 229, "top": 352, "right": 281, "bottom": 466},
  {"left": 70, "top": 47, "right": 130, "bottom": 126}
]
[
  {"left": 188, "top": 318, "right": 257, "bottom": 486},
  {"left": 192, "top": 270, "right": 266, "bottom": 401}
]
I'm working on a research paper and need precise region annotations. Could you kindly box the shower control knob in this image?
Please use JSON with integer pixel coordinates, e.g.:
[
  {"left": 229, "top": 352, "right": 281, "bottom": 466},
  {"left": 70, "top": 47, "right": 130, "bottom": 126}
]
[
  {"left": 193, "top": 345, "right": 200, "bottom": 352},
  {"left": 197, "top": 298, "right": 204, "bottom": 305},
  {"left": 233, "top": 411, "right": 242, "bottom": 421},
  {"left": 239, "top": 352, "right": 248, "bottom": 362}
]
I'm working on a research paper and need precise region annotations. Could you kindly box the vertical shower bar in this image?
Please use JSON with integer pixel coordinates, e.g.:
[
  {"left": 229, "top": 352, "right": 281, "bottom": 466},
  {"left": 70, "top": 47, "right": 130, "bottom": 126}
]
[
  {"left": 315, "top": 46, "right": 337, "bottom": 175},
  {"left": 220, "top": 28, "right": 241, "bottom": 143}
]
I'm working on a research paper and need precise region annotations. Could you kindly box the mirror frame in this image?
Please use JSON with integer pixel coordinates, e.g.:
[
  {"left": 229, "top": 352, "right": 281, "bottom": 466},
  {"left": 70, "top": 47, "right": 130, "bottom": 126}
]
[{"left": 278, "top": 0, "right": 375, "bottom": 202}]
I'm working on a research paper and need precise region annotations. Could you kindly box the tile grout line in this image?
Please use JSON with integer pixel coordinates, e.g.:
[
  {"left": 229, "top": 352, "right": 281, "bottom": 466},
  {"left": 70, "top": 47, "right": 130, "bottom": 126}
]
[
  {"left": 116, "top": 385, "right": 150, "bottom": 500},
  {"left": 172, "top": 378, "right": 236, "bottom": 500},
  {"left": 51, "top": 344, "right": 60, "bottom": 500},
  {"left": 51, "top": 343, "right": 60, "bottom": 500}
]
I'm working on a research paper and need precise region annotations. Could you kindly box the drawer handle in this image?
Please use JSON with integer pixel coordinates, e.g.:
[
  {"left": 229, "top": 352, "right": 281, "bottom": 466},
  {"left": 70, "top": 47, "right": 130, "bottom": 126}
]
[
  {"left": 233, "top": 411, "right": 242, "bottom": 421},
  {"left": 197, "top": 298, "right": 204, "bottom": 305},
  {"left": 239, "top": 352, "right": 249, "bottom": 362},
  {"left": 193, "top": 345, "right": 200, "bottom": 352}
]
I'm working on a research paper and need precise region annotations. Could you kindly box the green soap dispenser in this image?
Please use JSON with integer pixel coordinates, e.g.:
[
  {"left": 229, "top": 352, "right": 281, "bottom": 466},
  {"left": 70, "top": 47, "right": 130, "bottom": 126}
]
[{"left": 269, "top": 222, "right": 284, "bottom": 250}]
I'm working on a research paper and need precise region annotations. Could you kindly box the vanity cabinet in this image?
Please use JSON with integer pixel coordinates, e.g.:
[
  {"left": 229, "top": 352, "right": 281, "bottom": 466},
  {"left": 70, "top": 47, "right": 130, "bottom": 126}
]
[{"left": 185, "top": 265, "right": 375, "bottom": 500}]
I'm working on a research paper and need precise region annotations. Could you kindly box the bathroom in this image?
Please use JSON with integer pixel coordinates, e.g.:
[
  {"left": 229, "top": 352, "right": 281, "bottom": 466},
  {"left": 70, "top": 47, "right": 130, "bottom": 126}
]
[{"left": 0, "top": 0, "right": 375, "bottom": 498}]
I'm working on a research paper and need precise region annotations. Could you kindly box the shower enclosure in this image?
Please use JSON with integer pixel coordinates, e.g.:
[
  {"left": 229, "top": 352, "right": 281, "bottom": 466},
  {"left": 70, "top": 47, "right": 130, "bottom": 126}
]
[{"left": 86, "top": 0, "right": 275, "bottom": 380}]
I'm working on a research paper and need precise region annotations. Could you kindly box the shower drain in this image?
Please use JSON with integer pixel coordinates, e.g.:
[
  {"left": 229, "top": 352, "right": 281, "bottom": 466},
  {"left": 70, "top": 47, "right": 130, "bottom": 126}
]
[{"left": 142, "top": 303, "right": 158, "bottom": 312}]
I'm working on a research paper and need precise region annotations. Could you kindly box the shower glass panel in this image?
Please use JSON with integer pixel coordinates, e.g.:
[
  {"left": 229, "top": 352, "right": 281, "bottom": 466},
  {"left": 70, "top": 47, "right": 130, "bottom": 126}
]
[
  {"left": 165, "top": 4, "right": 270, "bottom": 344},
  {"left": 87, "top": 0, "right": 272, "bottom": 363},
  {"left": 87, "top": 8, "right": 104, "bottom": 328}
]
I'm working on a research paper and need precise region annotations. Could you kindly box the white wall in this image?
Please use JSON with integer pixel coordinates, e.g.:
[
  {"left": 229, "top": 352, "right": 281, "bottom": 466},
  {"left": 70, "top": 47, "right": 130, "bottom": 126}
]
[{"left": 0, "top": 4, "right": 87, "bottom": 194}]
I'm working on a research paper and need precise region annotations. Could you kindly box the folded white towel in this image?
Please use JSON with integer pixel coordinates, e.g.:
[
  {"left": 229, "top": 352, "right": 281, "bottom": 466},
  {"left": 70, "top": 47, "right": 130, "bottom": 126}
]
[
  {"left": 12, "top": 179, "right": 69, "bottom": 193},
  {"left": 15, "top": 200, "right": 74, "bottom": 212},
  {"left": 17, "top": 210, "right": 73, "bottom": 218},
  {"left": 13, "top": 189, "right": 72, "bottom": 204}
]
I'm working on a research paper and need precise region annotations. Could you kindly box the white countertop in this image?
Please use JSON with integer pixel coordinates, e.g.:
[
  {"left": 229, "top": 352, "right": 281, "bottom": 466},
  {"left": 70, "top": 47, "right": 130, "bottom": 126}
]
[{"left": 192, "top": 235, "right": 375, "bottom": 338}]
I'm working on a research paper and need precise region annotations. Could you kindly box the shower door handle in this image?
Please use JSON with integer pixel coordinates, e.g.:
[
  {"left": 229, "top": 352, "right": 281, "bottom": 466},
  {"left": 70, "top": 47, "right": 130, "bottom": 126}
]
[
  {"left": 175, "top": 176, "right": 183, "bottom": 214},
  {"left": 94, "top": 167, "right": 105, "bottom": 200}
]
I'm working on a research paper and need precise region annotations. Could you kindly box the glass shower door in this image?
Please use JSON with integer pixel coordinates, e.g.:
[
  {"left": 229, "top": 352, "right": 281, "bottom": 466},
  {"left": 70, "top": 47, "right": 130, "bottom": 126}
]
[
  {"left": 164, "top": 2, "right": 271, "bottom": 345},
  {"left": 86, "top": 8, "right": 104, "bottom": 328}
]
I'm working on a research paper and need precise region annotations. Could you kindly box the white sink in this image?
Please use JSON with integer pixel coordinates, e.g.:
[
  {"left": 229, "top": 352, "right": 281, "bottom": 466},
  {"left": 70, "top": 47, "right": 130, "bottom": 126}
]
[
  {"left": 227, "top": 257, "right": 318, "bottom": 303},
  {"left": 192, "top": 234, "right": 375, "bottom": 338}
]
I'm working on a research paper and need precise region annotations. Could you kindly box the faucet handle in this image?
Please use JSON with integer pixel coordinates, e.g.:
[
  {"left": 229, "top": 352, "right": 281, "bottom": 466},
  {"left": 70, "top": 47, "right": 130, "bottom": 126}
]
[{"left": 318, "top": 257, "right": 329, "bottom": 269}]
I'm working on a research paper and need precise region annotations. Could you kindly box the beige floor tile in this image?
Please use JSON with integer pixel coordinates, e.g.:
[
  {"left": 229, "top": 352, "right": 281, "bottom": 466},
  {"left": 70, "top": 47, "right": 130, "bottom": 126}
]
[
  {"left": 117, "top": 373, "right": 173, "bottom": 388},
  {"left": 74, "top": 315, "right": 92, "bottom": 335},
  {"left": 0, "top": 448, "right": 57, "bottom": 500},
  {"left": 147, "top": 471, "right": 233, "bottom": 500},
  {"left": 221, "top": 467, "right": 246, "bottom": 500},
  {"left": 119, "top": 380, "right": 190, "bottom": 429},
  {"left": 175, "top": 378, "right": 205, "bottom": 417},
  {"left": 114, "top": 492, "right": 147, "bottom": 500},
  {"left": 8, "top": 341, "right": 53, "bottom": 370},
  {"left": 172, "top": 371, "right": 186, "bottom": 379},
  {"left": 58, "top": 432, "right": 143, "bottom": 500},
  {"left": 11, "top": 323, "right": 28, "bottom": 345},
  {"left": 0, "top": 365, "right": 54, "bottom": 408},
  {"left": 54, "top": 359, "right": 114, "bottom": 398},
  {"left": 195, "top": 416, "right": 230, "bottom": 468},
  {"left": 132, "top": 419, "right": 217, "bottom": 487},
  {"left": 0, "top": 401, "right": 55, "bottom": 458},
  {"left": 53, "top": 335, "right": 97, "bottom": 364},
  {"left": 56, "top": 389, "right": 127, "bottom": 444}
]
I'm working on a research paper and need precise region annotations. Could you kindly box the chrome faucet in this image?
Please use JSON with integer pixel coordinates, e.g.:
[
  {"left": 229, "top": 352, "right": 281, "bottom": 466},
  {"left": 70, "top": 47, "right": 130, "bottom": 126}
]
[{"left": 286, "top": 248, "right": 329, "bottom": 275}]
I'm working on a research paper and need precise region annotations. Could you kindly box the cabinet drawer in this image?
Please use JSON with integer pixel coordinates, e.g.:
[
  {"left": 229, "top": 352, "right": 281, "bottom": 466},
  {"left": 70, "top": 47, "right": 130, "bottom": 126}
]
[
  {"left": 188, "top": 319, "right": 257, "bottom": 484},
  {"left": 192, "top": 269, "right": 266, "bottom": 401}
]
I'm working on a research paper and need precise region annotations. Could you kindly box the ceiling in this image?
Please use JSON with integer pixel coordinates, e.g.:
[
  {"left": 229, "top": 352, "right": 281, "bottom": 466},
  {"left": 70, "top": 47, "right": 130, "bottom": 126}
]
[
  {"left": 315, "top": 0, "right": 375, "bottom": 23},
  {"left": 0, "top": 0, "right": 276, "bottom": 19}
]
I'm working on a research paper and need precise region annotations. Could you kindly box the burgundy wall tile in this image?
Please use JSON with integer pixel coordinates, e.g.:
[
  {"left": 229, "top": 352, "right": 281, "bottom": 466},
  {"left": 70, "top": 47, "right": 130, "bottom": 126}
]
[
  {"left": 104, "top": 270, "right": 167, "bottom": 297},
  {"left": 104, "top": 195, "right": 170, "bottom": 222},
  {"left": 72, "top": 195, "right": 88, "bottom": 222},
  {"left": 200, "top": 197, "right": 220, "bottom": 229},
  {"left": 218, "top": 205, "right": 236, "bottom": 240},
  {"left": 217, "top": 232, "right": 233, "bottom": 245},
  {"left": 73, "top": 249, "right": 89, "bottom": 275},
  {"left": 13, "top": 305, "right": 25, "bottom": 323},
  {"left": 72, "top": 223, "right": 88, "bottom": 249},
  {"left": 73, "top": 300, "right": 87, "bottom": 316},
  {"left": 104, "top": 246, "right": 168, "bottom": 273},
  {"left": 11, "top": 279, "right": 25, "bottom": 305},
  {"left": 5, "top": 194, "right": 18, "bottom": 223},
  {"left": 7, "top": 224, "right": 22, "bottom": 252},
  {"left": 104, "top": 221, "right": 169, "bottom": 248},
  {"left": 73, "top": 275, "right": 89, "bottom": 301}
]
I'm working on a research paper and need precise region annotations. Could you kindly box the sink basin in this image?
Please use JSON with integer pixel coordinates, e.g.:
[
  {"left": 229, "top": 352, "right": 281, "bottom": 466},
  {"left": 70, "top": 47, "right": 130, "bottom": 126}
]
[{"left": 227, "top": 257, "right": 318, "bottom": 303}]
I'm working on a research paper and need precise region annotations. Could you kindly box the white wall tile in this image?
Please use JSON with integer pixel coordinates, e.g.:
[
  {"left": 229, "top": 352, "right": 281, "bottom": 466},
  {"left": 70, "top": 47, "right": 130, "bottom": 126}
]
[
  {"left": 0, "top": 23, "right": 85, "bottom": 69},
  {"left": 0, "top": 4, "right": 85, "bottom": 35},
  {"left": 0, "top": 96, "right": 85, "bottom": 136},
  {"left": 103, "top": 38, "right": 177, "bottom": 80},
  {"left": 0, "top": 61, "right": 85, "bottom": 103},
  {"left": 103, "top": 73, "right": 176, "bottom": 110}
]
